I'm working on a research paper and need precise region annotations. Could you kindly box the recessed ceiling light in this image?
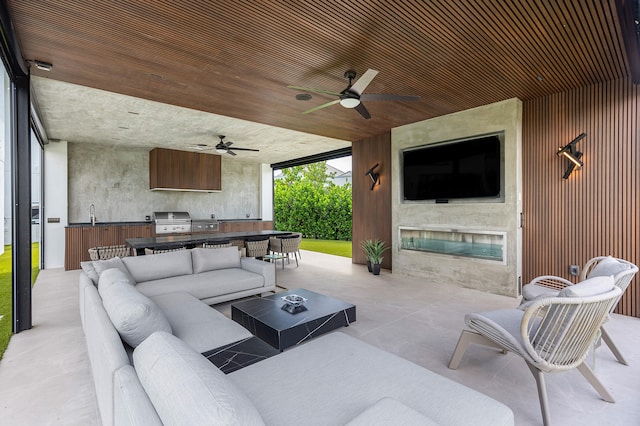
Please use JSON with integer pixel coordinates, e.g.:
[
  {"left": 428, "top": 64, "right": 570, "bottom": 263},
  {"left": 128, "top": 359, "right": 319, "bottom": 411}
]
[{"left": 295, "top": 93, "right": 312, "bottom": 101}]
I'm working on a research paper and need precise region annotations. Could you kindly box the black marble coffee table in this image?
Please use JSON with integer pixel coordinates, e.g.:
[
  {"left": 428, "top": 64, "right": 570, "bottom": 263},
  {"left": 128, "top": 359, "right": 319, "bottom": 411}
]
[
  {"left": 202, "top": 336, "right": 279, "bottom": 374},
  {"left": 231, "top": 288, "right": 356, "bottom": 351}
]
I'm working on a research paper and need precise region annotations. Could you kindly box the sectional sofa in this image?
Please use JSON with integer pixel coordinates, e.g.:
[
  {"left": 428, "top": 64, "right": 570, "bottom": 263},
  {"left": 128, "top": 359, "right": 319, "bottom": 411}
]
[
  {"left": 81, "top": 246, "right": 276, "bottom": 305},
  {"left": 79, "top": 247, "right": 515, "bottom": 425}
]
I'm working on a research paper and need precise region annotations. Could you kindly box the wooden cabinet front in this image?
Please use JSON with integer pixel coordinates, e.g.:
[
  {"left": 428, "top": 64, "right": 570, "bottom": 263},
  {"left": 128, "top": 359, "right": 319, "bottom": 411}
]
[
  {"left": 65, "top": 224, "right": 153, "bottom": 270},
  {"left": 150, "top": 148, "right": 221, "bottom": 191}
]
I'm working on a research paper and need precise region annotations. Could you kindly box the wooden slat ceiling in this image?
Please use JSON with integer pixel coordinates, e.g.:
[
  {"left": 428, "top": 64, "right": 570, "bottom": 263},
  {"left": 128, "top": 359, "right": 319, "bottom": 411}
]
[{"left": 6, "top": 0, "right": 632, "bottom": 142}]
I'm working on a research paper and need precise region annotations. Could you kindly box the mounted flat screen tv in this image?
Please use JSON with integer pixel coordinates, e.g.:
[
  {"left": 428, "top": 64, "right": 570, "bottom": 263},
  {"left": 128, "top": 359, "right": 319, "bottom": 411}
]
[{"left": 402, "top": 134, "right": 503, "bottom": 202}]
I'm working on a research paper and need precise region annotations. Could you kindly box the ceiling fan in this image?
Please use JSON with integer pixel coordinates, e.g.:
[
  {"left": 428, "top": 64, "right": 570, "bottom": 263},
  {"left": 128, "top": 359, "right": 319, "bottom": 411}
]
[
  {"left": 191, "top": 135, "right": 259, "bottom": 156},
  {"left": 288, "top": 69, "right": 419, "bottom": 119}
]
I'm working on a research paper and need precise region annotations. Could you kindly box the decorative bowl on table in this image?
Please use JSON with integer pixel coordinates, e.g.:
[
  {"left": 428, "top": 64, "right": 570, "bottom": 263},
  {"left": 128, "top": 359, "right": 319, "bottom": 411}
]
[{"left": 281, "top": 294, "right": 308, "bottom": 314}]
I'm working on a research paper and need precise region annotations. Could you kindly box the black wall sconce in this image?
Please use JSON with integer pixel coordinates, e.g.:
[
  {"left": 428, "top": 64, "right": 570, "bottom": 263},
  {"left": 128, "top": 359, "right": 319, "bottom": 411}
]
[
  {"left": 365, "top": 163, "right": 380, "bottom": 190},
  {"left": 557, "top": 133, "right": 585, "bottom": 179}
]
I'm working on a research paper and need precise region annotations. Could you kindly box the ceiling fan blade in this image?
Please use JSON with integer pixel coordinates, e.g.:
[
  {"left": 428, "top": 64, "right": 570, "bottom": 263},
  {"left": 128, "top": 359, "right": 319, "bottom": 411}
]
[
  {"left": 349, "top": 69, "right": 379, "bottom": 95},
  {"left": 287, "top": 85, "right": 341, "bottom": 97},
  {"left": 229, "top": 147, "right": 260, "bottom": 152},
  {"left": 354, "top": 102, "right": 371, "bottom": 119},
  {"left": 227, "top": 149, "right": 237, "bottom": 156},
  {"left": 302, "top": 99, "right": 341, "bottom": 114},
  {"left": 360, "top": 93, "right": 420, "bottom": 102}
]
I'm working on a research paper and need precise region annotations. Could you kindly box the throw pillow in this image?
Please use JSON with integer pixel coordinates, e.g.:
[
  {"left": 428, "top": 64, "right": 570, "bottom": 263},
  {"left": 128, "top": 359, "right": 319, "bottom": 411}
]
[
  {"left": 80, "top": 261, "right": 100, "bottom": 285},
  {"left": 97, "top": 268, "right": 136, "bottom": 295},
  {"left": 133, "top": 332, "right": 265, "bottom": 426},
  {"left": 92, "top": 256, "right": 136, "bottom": 283},
  {"left": 588, "top": 256, "right": 630, "bottom": 279},
  {"left": 192, "top": 246, "right": 241, "bottom": 274},
  {"left": 558, "top": 275, "right": 614, "bottom": 298},
  {"left": 101, "top": 281, "right": 172, "bottom": 347}
]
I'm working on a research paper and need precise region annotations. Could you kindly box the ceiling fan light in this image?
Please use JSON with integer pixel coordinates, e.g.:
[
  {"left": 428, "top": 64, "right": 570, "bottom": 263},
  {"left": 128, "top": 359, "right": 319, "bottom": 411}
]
[
  {"left": 216, "top": 148, "right": 226, "bottom": 154},
  {"left": 340, "top": 98, "right": 360, "bottom": 108}
]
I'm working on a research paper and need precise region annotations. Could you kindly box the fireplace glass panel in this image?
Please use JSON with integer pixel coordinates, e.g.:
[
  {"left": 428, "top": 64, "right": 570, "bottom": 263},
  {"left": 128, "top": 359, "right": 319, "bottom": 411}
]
[{"left": 400, "top": 228, "right": 504, "bottom": 262}]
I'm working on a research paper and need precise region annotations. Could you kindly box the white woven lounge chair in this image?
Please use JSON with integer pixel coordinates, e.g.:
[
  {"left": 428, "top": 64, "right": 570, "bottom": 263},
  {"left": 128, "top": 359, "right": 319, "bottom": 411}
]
[
  {"left": 521, "top": 256, "right": 638, "bottom": 365},
  {"left": 449, "top": 276, "right": 621, "bottom": 426}
]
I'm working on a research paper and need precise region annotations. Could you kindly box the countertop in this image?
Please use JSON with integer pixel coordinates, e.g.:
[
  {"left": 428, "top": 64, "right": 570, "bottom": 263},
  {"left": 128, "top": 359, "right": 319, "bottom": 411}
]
[
  {"left": 67, "top": 218, "right": 266, "bottom": 227},
  {"left": 125, "top": 230, "right": 291, "bottom": 250},
  {"left": 67, "top": 221, "right": 152, "bottom": 227}
]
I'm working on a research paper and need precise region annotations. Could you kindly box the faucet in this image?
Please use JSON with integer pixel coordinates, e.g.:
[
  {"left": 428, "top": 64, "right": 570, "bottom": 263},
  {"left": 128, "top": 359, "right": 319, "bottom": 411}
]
[{"left": 90, "top": 204, "right": 96, "bottom": 226}]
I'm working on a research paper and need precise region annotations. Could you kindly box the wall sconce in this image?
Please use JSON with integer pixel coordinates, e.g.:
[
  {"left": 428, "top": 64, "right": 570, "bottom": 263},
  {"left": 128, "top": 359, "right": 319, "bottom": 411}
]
[
  {"left": 33, "top": 60, "right": 53, "bottom": 71},
  {"left": 365, "top": 163, "right": 380, "bottom": 190},
  {"left": 557, "top": 133, "right": 585, "bottom": 179}
]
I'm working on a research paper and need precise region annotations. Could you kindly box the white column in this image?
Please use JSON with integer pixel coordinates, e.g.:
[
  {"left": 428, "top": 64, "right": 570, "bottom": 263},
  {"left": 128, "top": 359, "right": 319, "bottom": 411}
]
[
  {"left": 260, "top": 163, "right": 273, "bottom": 221},
  {"left": 44, "top": 141, "right": 68, "bottom": 269}
]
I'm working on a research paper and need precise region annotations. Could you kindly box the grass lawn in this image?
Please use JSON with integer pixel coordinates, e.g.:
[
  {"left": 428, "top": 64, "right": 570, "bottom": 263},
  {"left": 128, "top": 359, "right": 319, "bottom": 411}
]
[
  {"left": 0, "top": 243, "right": 40, "bottom": 361},
  {"left": 300, "top": 238, "right": 352, "bottom": 258}
]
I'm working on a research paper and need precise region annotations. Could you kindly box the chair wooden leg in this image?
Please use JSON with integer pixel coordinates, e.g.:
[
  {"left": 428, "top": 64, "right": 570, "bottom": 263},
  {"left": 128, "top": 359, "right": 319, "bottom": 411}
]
[
  {"left": 576, "top": 362, "right": 615, "bottom": 403},
  {"left": 294, "top": 252, "right": 298, "bottom": 267},
  {"left": 448, "top": 330, "right": 505, "bottom": 369},
  {"left": 526, "top": 362, "right": 551, "bottom": 426},
  {"left": 601, "top": 325, "right": 628, "bottom": 365}
]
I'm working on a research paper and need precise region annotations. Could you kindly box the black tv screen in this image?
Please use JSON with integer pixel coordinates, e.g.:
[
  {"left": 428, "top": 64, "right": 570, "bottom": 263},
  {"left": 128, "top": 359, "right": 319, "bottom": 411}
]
[{"left": 402, "top": 135, "right": 501, "bottom": 201}]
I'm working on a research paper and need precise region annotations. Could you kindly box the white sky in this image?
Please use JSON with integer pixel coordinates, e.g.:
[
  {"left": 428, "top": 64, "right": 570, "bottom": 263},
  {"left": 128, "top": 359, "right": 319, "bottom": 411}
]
[{"left": 327, "top": 156, "right": 352, "bottom": 173}]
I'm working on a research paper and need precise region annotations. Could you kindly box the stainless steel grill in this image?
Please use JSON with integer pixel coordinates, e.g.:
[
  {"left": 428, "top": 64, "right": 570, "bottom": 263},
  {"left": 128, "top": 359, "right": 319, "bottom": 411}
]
[{"left": 153, "top": 211, "right": 191, "bottom": 234}]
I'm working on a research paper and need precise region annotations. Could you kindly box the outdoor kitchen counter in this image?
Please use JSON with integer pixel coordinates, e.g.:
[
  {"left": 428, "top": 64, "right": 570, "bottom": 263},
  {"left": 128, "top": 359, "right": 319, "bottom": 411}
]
[
  {"left": 125, "top": 230, "right": 292, "bottom": 255},
  {"left": 67, "top": 221, "right": 152, "bottom": 227}
]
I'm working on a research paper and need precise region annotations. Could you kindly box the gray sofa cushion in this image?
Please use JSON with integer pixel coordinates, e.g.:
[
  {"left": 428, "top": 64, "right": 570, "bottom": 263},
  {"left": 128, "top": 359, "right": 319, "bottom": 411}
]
[
  {"left": 123, "top": 250, "right": 193, "bottom": 282},
  {"left": 345, "top": 397, "right": 438, "bottom": 426},
  {"left": 83, "top": 283, "right": 131, "bottom": 426},
  {"left": 133, "top": 332, "right": 265, "bottom": 426},
  {"left": 136, "top": 268, "right": 264, "bottom": 300},
  {"left": 192, "top": 246, "right": 241, "bottom": 273},
  {"left": 98, "top": 267, "right": 136, "bottom": 294},
  {"left": 92, "top": 256, "right": 136, "bottom": 283},
  {"left": 229, "top": 332, "right": 514, "bottom": 426},
  {"left": 80, "top": 261, "right": 100, "bottom": 285},
  {"left": 150, "top": 291, "right": 252, "bottom": 353},
  {"left": 101, "top": 281, "right": 172, "bottom": 347},
  {"left": 113, "top": 365, "right": 162, "bottom": 426}
]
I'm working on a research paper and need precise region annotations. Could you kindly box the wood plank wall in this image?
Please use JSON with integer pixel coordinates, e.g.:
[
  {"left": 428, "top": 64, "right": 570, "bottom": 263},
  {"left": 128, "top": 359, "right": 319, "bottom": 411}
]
[
  {"left": 522, "top": 77, "right": 639, "bottom": 317},
  {"left": 352, "top": 132, "right": 392, "bottom": 270}
]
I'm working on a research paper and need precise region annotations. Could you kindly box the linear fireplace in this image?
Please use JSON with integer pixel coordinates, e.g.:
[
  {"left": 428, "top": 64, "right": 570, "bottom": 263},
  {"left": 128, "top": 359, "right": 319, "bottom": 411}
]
[{"left": 399, "top": 227, "right": 505, "bottom": 263}]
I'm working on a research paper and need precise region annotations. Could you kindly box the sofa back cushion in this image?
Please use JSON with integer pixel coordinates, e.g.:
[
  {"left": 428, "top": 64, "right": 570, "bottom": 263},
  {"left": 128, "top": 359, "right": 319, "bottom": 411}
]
[
  {"left": 134, "top": 332, "right": 265, "bottom": 426},
  {"left": 80, "top": 261, "right": 100, "bottom": 285},
  {"left": 192, "top": 246, "right": 241, "bottom": 274},
  {"left": 97, "top": 267, "right": 136, "bottom": 294},
  {"left": 84, "top": 283, "right": 131, "bottom": 426},
  {"left": 113, "top": 365, "right": 162, "bottom": 426},
  {"left": 100, "top": 281, "right": 172, "bottom": 347},
  {"left": 122, "top": 249, "right": 193, "bottom": 282},
  {"left": 91, "top": 256, "right": 136, "bottom": 283}
]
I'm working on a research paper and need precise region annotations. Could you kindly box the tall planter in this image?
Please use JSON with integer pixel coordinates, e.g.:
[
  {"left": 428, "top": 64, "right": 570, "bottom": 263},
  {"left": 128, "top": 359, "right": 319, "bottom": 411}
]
[{"left": 372, "top": 263, "right": 381, "bottom": 275}]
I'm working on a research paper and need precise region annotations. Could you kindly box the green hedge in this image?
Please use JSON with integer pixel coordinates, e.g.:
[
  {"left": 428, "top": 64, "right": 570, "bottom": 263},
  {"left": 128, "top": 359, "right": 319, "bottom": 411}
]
[{"left": 274, "top": 162, "right": 352, "bottom": 240}]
